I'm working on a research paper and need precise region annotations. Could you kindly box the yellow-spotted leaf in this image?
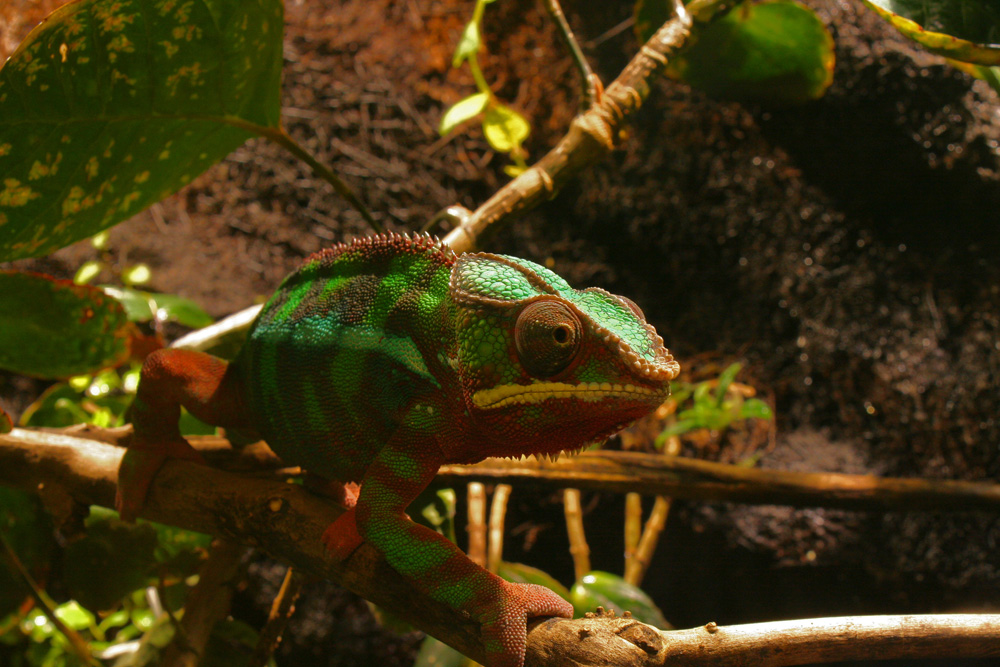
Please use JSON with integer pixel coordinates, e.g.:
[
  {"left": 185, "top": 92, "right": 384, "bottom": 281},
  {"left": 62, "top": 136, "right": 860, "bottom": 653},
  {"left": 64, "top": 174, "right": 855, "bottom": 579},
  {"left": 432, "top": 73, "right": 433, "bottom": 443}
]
[
  {"left": 0, "top": 0, "right": 284, "bottom": 261},
  {"left": 666, "top": 0, "right": 834, "bottom": 104},
  {"left": 862, "top": 0, "right": 1000, "bottom": 65},
  {"left": 0, "top": 270, "right": 134, "bottom": 378}
]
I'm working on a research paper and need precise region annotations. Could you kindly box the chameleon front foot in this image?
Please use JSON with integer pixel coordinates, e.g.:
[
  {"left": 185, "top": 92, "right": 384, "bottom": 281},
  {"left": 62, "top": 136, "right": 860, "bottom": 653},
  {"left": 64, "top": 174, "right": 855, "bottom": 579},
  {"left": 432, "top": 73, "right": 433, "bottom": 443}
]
[
  {"left": 478, "top": 581, "right": 575, "bottom": 667},
  {"left": 115, "top": 438, "right": 205, "bottom": 522}
]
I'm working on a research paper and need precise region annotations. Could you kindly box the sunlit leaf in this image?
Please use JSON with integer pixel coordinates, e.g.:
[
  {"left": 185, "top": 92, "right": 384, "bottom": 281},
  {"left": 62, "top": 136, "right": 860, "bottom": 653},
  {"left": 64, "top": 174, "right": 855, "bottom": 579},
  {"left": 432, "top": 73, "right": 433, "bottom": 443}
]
[
  {"left": 0, "top": 0, "right": 284, "bottom": 261},
  {"left": 569, "top": 571, "right": 670, "bottom": 627},
  {"left": 483, "top": 103, "right": 530, "bottom": 153},
  {"left": 73, "top": 260, "right": 102, "bottom": 285},
  {"left": 0, "top": 271, "right": 133, "bottom": 378},
  {"left": 452, "top": 20, "right": 482, "bottom": 67},
  {"left": 122, "top": 264, "right": 151, "bottom": 286},
  {"left": 54, "top": 601, "right": 96, "bottom": 632},
  {"left": 668, "top": 0, "right": 834, "bottom": 104},
  {"left": 104, "top": 286, "right": 213, "bottom": 328},
  {"left": 863, "top": 0, "right": 1000, "bottom": 65},
  {"left": 438, "top": 92, "right": 490, "bottom": 136}
]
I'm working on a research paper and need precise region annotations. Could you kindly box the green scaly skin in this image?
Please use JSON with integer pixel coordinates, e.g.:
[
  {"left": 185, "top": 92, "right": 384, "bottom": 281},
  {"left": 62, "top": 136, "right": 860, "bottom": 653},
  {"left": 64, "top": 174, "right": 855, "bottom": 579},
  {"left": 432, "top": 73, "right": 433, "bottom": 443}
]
[{"left": 116, "top": 232, "right": 680, "bottom": 667}]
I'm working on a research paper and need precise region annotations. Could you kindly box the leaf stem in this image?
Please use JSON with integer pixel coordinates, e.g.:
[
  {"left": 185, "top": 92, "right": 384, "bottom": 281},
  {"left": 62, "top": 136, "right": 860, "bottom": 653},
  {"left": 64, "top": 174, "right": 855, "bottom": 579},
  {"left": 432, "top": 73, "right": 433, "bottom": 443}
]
[
  {"left": 542, "top": 0, "right": 598, "bottom": 109},
  {"left": 264, "top": 126, "right": 384, "bottom": 234}
]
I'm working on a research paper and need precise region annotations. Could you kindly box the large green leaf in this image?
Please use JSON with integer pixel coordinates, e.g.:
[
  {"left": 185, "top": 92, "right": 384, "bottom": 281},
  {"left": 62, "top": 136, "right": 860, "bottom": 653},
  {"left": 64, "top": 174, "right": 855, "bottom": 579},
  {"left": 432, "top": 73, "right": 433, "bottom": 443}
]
[
  {"left": 862, "top": 0, "right": 1000, "bottom": 65},
  {"left": 0, "top": 0, "right": 284, "bottom": 261},
  {"left": 0, "top": 270, "right": 134, "bottom": 378},
  {"left": 666, "top": 0, "right": 834, "bottom": 104}
]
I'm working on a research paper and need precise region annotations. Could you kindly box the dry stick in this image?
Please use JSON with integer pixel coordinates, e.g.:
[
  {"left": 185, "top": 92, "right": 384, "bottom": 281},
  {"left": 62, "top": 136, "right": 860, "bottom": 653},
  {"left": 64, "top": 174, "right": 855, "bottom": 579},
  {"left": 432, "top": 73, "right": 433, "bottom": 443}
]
[
  {"left": 624, "top": 435, "right": 681, "bottom": 586},
  {"left": 0, "top": 533, "right": 100, "bottom": 667},
  {"left": 467, "top": 482, "right": 488, "bottom": 568},
  {"left": 248, "top": 566, "right": 305, "bottom": 667},
  {"left": 160, "top": 539, "right": 247, "bottom": 667},
  {"left": 541, "top": 0, "right": 598, "bottom": 109},
  {"left": 623, "top": 492, "right": 643, "bottom": 579},
  {"left": 4, "top": 431, "right": 1000, "bottom": 666},
  {"left": 439, "top": 450, "right": 1000, "bottom": 512},
  {"left": 442, "top": 10, "right": 696, "bottom": 254},
  {"left": 563, "top": 489, "right": 591, "bottom": 581},
  {"left": 488, "top": 484, "right": 513, "bottom": 574}
]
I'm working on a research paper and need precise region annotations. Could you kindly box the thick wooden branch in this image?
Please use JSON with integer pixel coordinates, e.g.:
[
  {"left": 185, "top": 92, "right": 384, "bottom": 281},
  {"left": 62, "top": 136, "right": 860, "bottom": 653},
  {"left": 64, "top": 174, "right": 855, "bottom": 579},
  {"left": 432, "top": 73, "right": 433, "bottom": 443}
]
[{"left": 3, "top": 429, "right": 1000, "bottom": 666}]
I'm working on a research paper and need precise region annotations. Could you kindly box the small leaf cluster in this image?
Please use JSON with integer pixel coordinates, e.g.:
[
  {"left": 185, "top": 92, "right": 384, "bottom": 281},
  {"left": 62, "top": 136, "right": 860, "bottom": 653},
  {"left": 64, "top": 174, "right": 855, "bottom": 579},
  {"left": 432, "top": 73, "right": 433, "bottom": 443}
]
[
  {"left": 438, "top": 0, "right": 531, "bottom": 177},
  {"left": 658, "top": 362, "right": 773, "bottom": 443}
]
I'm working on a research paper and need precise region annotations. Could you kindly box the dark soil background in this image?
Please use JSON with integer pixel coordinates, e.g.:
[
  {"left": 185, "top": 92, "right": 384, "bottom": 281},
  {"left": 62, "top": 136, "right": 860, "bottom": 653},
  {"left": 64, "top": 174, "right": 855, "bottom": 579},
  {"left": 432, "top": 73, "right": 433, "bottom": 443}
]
[{"left": 3, "top": 0, "right": 1000, "bottom": 665}]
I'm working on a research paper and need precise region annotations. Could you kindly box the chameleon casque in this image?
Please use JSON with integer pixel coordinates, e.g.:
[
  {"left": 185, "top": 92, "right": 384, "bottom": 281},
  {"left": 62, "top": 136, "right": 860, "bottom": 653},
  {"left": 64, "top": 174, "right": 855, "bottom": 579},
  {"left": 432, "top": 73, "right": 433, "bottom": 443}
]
[{"left": 116, "top": 232, "right": 680, "bottom": 667}]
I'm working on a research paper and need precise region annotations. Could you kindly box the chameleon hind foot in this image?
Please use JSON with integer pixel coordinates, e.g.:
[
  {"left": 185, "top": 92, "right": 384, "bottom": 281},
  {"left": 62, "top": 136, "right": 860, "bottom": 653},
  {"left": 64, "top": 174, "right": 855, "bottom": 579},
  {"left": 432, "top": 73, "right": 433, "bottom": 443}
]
[
  {"left": 115, "top": 437, "right": 205, "bottom": 522},
  {"left": 478, "top": 581, "right": 575, "bottom": 667}
]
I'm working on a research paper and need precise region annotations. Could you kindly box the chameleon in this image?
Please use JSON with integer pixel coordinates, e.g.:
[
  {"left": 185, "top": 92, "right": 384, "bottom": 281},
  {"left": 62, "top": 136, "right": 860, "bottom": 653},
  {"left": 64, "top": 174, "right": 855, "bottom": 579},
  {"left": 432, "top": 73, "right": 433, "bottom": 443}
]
[{"left": 116, "top": 232, "right": 680, "bottom": 667}]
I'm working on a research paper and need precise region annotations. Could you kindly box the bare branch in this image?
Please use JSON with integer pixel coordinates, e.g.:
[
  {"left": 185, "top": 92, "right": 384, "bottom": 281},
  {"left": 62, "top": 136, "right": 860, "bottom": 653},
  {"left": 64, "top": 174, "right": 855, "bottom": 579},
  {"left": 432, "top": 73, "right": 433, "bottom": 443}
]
[
  {"left": 3, "top": 429, "right": 1000, "bottom": 666},
  {"left": 443, "top": 11, "right": 696, "bottom": 253}
]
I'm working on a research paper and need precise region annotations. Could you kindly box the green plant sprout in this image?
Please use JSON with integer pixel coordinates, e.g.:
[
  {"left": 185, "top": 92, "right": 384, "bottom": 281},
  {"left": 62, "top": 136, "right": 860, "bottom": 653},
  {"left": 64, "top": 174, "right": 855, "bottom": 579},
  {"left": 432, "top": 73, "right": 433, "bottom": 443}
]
[
  {"left": 656, "top": 362, "right": 773, "bottom": 446},
  {"left": 438, "top": 0, "right": 532, "bottom": 177}
]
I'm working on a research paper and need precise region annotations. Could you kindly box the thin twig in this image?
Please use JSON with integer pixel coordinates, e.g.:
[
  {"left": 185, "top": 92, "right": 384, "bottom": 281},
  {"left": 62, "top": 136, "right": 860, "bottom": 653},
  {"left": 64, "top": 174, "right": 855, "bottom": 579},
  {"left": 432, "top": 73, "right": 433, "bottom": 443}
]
[
  {"left": 563, "top": 488, "right": 590, "bottom": 581},
  {"left": 624, "top": 435, "right": 681, "bottom": 585},
  {"left": 467, "top": 482, "right": 488, "bottom": 568},
  {"left": 248, "top": 566, "right": 305, "bottom": 667},
  {"left": 542, "top": 0, "right": 598, "bottom": 109},
  {"left": 0, "top": 533, "right": 100, "bottom": 667},
  {"left": 487, "top": 484, "right": 512, "bottom": 573},
  {"left": 623, "top": 492, "right": 642, "bottom": 580}
]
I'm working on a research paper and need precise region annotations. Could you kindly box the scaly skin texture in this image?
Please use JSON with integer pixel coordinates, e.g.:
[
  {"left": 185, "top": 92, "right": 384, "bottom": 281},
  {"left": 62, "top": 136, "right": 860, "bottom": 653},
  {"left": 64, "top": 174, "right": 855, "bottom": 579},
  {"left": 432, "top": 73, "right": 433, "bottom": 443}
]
[{"left": 116, "top": 233, "right": 680, "bottom": 667}]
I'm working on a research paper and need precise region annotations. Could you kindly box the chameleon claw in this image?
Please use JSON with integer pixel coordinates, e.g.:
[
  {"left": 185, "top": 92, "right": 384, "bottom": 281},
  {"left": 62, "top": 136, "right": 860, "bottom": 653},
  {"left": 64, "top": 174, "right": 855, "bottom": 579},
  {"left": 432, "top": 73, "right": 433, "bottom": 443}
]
[
  {"left": 477, "top": 581, "right": 575, "bottom": 667},
  {"left": 116, "top": 438, "right": 206, "bottom": 522}
]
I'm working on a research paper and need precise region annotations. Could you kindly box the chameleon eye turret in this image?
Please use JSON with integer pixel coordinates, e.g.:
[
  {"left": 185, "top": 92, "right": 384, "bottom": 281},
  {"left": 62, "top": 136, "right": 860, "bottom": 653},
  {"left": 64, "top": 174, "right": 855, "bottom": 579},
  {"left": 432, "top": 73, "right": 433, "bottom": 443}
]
[
  {"left": 117, "top": 233, "right": 678, "bottom": 667},
  {"left": 514, "top": 299, "right": 582, "bottom": 378}
]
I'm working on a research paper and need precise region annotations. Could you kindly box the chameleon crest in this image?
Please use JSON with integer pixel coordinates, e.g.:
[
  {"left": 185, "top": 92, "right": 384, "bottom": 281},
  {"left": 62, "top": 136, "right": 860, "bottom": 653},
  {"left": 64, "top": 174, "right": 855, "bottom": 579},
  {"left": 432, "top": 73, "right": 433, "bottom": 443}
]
[{"left": 116, "top": 233, "right": 679, "bottom": 667}]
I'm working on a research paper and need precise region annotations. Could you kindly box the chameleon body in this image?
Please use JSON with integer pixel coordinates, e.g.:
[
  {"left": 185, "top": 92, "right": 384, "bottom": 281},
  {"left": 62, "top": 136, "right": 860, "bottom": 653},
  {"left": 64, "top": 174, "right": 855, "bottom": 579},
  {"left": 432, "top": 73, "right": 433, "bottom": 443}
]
[{"left": 116, "top": 233, "right": 679, "bottom": 667}]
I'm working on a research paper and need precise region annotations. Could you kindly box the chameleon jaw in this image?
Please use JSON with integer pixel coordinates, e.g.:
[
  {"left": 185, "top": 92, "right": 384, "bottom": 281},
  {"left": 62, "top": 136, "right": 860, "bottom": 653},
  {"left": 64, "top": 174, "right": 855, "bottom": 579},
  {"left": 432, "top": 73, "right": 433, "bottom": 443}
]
[{"left": 472, "top": 380, "right": 667, "bottom": 410}]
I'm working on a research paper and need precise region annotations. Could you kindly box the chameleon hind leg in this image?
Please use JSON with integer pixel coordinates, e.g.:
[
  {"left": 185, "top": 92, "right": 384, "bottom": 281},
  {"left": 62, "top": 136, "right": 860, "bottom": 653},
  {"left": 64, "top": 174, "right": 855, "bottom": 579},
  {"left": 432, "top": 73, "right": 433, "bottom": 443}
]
[{"left": 116, "top": 349, "right": 247, "bottom": 522}]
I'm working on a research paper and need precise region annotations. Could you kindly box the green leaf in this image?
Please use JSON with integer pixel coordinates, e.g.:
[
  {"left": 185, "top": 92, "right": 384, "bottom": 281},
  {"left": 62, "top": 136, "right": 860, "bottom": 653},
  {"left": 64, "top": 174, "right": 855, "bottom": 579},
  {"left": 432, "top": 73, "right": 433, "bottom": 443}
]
[
  {"left": 122, "top": 264, "right": 151, "bottom": 286},
  {"left": 53, "top": 602, "right": 96, "bottom": 632},
  {"left": 439, "top": 92, "right": 490, "bottom": 136},
  {"left": 452, "top": 21, "right": 482, "bottom": 67},
  {"left": 569, "top": 571, "right": 670, "bottom": 628},
  {"left": 715, "top": 362, "right": 742, "bottom": 404},
  {"left": 739, "top": 397, "right": 773, "bottom": 420},
  {"left": 73, "top": 261, "right": 103, "bottom": 285},
  {"left": 104, "top": 287, "right": 213, "bottom": 328},
  {"left": 669, "top": 0, "right": 834, "bottom": 104},
  {"left": 862, "top": 0, "right": 1000, "bottom": 65},
  {"left": 0, "top": 0, "right": 285, "bottom": 261},
  {"left": 0, "top": 271, "right": 133, "bottom": 379},
  {"left": 482, "top": 104, "right": 530, "bottom": 153},
  {"left": 0, "top": 408, "right": 11, "bottom": 434},
  {"left": 498, "top": 562, "right": 572, "bottom": 600}
]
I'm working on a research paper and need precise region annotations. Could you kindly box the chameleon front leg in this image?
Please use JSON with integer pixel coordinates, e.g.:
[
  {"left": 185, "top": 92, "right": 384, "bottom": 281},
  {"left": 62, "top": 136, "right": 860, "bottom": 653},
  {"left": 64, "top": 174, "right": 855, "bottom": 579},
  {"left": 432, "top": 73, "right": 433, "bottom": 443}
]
[
  {"left": 322, "top": 413, "right": 573, "bottom": 667},
  {"left": 117, "top": 349, "right": 247, "bottom": 522}
]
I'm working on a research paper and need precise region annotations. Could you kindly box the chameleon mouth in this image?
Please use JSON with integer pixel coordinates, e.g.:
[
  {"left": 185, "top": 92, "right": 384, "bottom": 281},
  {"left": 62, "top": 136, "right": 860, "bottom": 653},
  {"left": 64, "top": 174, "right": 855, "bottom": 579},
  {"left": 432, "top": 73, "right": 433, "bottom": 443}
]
[{"left": 472, "top": 380, "right": 667, "bottom": 410}]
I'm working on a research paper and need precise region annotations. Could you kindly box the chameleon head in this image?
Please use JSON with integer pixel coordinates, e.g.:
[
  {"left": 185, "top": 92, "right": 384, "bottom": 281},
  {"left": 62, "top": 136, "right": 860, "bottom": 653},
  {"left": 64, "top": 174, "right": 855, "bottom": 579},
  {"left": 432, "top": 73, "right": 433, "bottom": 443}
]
[{"left": 449, "top": 252, "right": 680, "bottom": 461}]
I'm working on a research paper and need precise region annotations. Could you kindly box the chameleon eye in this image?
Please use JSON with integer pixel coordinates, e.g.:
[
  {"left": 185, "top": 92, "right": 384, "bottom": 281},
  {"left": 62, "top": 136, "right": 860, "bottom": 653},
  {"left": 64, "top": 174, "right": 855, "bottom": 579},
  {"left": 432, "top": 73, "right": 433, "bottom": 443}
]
[{"left": 515, "top": 300, "right": 582, "bottom": 378}]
